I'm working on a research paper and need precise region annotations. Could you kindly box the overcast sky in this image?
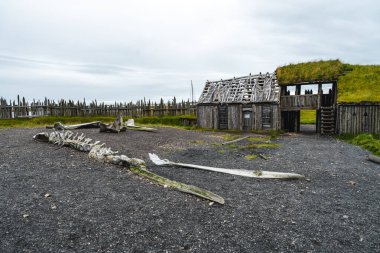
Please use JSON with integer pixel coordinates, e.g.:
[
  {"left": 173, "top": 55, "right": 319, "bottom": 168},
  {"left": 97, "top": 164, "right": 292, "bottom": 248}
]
[{"left": 0, "top": 0, "right": 379, "bottom": 104}]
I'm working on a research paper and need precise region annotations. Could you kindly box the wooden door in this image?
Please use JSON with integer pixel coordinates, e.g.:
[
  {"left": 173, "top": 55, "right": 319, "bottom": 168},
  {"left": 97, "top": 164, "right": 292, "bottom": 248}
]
[
  {"left": 218, "top": 105, "right": 228, "bottom": 130},
  {"left": 262, "top": 106, "right": 272, "bottom": 130},
  {"left": 243, "top": 111, "right": 252, "bottom": 131}
]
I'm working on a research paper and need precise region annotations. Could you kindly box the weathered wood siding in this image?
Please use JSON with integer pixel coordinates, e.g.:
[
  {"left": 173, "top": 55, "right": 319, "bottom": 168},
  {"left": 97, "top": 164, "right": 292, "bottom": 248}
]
[
  {"left": 252, "top": 104, "right": 261, "bottom": 130},
  {"left": 251, "top": 104, "right": 280, "bottom": 130},
  {"left": 227, "top": 104, "right": 242, "bottom": 130},
  {"left": 197, "top": 103, "right": 280, "bottom": 131},
  {"left": 337, "top": 104, "right": 380, "bottom": 134},
  {"left": 197, "top": 105, "right": 216, "bottom": 129},
  {"left": 281, "top": 95, "right": 319, "bottom": 110},
  {"left": 272, "top": 105, "right": 281, "bottom": 130}
]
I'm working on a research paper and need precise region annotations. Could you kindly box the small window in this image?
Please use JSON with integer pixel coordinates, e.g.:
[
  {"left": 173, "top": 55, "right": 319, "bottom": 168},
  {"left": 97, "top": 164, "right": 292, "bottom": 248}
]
[
  {"left": 301, "top": 84, "right": 318, "bottom": 95},
  {"left": 322, "top": 83, "right": 333, "bottom": 94},
  {"left": 286, "top": 86, "right": 296, "bottom": 95},
  {"left": 244, "top": 112, "right": 251, "bottom": 119}
]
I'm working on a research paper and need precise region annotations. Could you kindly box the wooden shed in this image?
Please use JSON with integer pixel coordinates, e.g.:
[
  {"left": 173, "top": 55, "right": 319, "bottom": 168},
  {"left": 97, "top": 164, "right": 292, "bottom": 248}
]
[{"left": 197, "top": 73, "right": 280, "bottom": 131}]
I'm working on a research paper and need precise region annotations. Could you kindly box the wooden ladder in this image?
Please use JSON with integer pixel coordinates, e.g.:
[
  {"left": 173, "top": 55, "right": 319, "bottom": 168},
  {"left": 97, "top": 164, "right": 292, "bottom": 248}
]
[{"left": 320, "top": 107, "right": 335, "bottom": 135}]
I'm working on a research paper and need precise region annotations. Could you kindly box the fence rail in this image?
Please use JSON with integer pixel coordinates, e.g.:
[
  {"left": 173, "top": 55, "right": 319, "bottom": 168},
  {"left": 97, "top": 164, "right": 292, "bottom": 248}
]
[{"left": 0, "top": 96, "right": 196, "bottom": 119}]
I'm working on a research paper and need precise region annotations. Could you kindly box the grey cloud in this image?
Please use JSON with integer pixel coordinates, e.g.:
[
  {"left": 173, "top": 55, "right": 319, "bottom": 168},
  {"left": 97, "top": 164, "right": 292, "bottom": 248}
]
[{"left": 0, "top": 0, "right": 379, "bottom": 103}]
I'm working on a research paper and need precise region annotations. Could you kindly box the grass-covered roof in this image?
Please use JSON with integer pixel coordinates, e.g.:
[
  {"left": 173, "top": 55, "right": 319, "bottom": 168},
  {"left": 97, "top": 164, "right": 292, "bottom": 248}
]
[
  {"left": 276, "top": 60, "right": 344, "bottom": 85},
  {"left": 276, "top": 60, "right": 380, "bottom": 103}
]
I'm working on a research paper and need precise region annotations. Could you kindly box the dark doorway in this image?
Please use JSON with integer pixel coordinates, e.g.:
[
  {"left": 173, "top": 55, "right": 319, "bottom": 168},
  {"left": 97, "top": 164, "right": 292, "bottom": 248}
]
[
  {"left": 282, "top": 111, "right": 300, "bottom": 132},
  {"left": 218, "top": 105, "right": 228, "bottom": 130}
]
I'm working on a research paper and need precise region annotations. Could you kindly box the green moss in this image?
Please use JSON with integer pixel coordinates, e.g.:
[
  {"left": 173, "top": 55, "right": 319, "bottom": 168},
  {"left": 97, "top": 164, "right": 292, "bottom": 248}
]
[
  {"left": 217, "top": 149, "right": 226, "bottom": 154},
  {"left": 244, "top": 154, "right": 258, "bottom": 160}
]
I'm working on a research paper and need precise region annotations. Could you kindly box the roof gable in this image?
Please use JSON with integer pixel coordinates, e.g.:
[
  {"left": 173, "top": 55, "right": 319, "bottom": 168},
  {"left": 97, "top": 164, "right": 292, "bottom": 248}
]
[{"left": 198, "top": 73, "right": 279, "bottom": 104}]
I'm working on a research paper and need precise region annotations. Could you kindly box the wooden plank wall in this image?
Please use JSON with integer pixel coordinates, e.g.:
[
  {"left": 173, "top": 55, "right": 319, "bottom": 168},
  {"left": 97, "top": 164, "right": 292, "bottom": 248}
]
[
  {"left": 252, "top": 104, "right": 262, "bottom": 130},
  {"left": 251, "top": 104, "right": 280, "bottom": 130},
  {"left": 271, "top": 104, "right": 281, "bottom": 130},
  {"left": 337, "top": 104, "right": 380, "bottom": 134},
  {"left": 228, "top": 104, "right": 243, "bottom": 130},
  {"left": 197, "top": 105, "right": 216, "bottom": 129},
  {"left": 280, "top": 94, "right": 319, "bottom": 110},
  {"left": 197, "top": 103, "right": 281, "bottom": 131}
]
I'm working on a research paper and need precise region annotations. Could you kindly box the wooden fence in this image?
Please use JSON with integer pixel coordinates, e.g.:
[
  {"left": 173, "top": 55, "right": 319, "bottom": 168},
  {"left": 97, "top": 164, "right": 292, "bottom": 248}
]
[
  {"left": 337, "top": 103, "right": 380, "bottom": 134},
  {"left": 0, "top": 96, "right": 196, "bottom": 119}
]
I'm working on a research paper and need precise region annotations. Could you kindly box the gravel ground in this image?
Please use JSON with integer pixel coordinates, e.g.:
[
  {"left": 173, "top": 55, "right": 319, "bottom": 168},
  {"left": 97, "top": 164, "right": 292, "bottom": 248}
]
[{"left": 0, "top": 127, "right": 379, "bottom": 253}]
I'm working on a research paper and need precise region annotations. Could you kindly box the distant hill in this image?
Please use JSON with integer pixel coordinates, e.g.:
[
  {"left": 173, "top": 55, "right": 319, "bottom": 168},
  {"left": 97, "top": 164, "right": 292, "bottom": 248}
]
[{"left": 276, "top": 60, "right": 380, "bottom": 103}]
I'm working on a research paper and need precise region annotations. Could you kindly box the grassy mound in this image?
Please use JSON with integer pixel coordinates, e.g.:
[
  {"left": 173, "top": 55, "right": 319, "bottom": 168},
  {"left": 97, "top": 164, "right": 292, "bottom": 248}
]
[{"left": 337, "top": 64, "right": 380, "bottom": 103}]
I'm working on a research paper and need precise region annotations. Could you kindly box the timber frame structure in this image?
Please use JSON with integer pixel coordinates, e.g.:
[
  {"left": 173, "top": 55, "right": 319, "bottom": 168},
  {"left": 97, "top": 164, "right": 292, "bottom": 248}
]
[
  {"left": 197, "top": 60, "right": 380, "bottom": 135},
  {"left": 280, "top": 80, "right": 338, "bottom": 134},
  {"left": 197, "top": 73, "right": 281, "bottom": 131}
]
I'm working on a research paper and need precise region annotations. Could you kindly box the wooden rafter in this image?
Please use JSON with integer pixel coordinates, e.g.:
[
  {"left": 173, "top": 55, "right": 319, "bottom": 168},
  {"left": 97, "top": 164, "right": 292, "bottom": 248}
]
[{"left": 198, "top": 73, "right": 279, "bottom": 104}]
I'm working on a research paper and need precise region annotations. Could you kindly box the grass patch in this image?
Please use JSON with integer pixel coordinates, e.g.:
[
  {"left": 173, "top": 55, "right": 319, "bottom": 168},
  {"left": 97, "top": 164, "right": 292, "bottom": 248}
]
[
  {"left": 246, "top": 136, "right": 271, "bottom": 143},
  {"left": 0, "top": 116, "right": 116, "bottom": 129},
  {"left": 337, "top": 64, "right": 380, "bottom": 103},
  {"left": 217, "top": 149, "right": 226, "bottom": 154},
  {"left": 135, "top": 115, "right": 193, "bottom": 126},
  {"left": 240, "top": 143, "right": 280, "bottom": 151},
  {"left": 244, "top": 154, "right": 258, "bottom": 160},
  {"left": 300, "top": 110, "right": 316, "bottom": 124},
  {"left": 339, "top": 134, "right": 380, "bottom": 156},
  {"left": 0, "top": 115, "right": 198, "bottom": 129},
  {"left": 276, "top": 60, "right": 344, "bottom": 85},
  {"left": 215, "top": 134, "right": 242, "bottom": 141},
  {"left": 190, "top": 140, "right": 205, "bottom": 145}
]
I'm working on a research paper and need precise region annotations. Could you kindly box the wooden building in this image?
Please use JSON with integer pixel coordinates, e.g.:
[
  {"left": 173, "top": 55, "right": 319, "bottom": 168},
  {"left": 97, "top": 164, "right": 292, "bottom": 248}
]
[
  {"left": 197, "top": 73, "right": 280, "bottom": 131},
  {"left": 279, "top": 81, "right": 337, "bottom": 134},
  {"left": 198, "top": 60, "right": 380, "bottom": 135}
]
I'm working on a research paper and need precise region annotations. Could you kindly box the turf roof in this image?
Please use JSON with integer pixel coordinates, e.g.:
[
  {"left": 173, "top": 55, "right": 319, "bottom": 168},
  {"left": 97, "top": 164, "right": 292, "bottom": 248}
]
[
  {"left": 276, "top": 60, "right": 380, "bottom": 103},
  {"left": 276, "top": 60, "right": 344, "bottom": 85}
]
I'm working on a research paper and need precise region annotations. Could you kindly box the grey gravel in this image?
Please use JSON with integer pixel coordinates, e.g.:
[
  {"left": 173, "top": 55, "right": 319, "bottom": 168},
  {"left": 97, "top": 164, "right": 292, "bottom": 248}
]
[{"left": 0, "top": 127, "right": 379, "bottom": 253}]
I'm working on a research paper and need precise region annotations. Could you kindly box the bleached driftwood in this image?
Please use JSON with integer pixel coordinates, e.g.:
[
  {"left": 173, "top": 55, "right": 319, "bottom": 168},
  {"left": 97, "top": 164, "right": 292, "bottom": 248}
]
[
  {"left": 47, "top": 121, "right": 101, "bottom": 130},
  {"left": 125, "top": 119, "right": 157, "bottom": 132},
  {"left": 99, "top": 115, "right": 127, "bottom": 133},
  {"left": 33, "top": 131, "right": 224, "bottom": 204},
  {"left": 149, "top": 153, "right": 305, "bottom": 179},
  {"left": 222, "top": 136, "right": 250, "bottom": 145},
  {"left": 368, "top": 154, "right": 380, "bottom": 164}
]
